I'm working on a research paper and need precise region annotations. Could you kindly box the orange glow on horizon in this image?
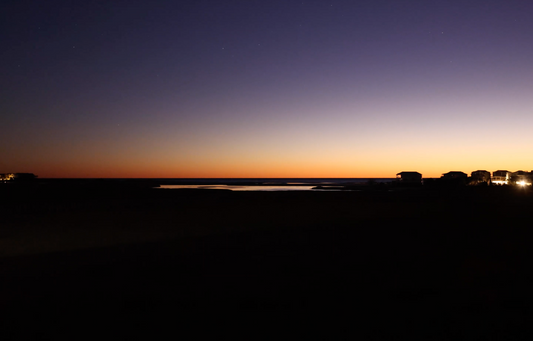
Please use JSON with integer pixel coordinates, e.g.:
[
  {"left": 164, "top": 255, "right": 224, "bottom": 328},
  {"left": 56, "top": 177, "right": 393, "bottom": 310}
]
[
  {"left": 7, "top": 128, "right": 533, "bottom": 179},
  {"left": 31, "top": 164, "right": 532, "bottom": 179}
]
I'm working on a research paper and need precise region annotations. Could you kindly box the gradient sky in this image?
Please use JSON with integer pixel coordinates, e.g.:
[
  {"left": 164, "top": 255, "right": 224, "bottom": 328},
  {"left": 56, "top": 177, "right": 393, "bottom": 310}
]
[{"left": 2, "top": 0, "right": 533, "bottom": 178}]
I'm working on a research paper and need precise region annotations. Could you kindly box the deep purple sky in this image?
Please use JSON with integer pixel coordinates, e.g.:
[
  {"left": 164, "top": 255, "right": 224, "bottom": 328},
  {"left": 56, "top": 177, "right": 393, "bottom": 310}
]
[{"left": 2, "top": 0, "right": 533, "bottom": 177}]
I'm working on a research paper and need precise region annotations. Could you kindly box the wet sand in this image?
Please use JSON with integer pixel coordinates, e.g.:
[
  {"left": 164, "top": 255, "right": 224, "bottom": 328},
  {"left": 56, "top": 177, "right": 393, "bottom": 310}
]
[{"left": 2, "top": 185, "right": 533, "bottom": 337}]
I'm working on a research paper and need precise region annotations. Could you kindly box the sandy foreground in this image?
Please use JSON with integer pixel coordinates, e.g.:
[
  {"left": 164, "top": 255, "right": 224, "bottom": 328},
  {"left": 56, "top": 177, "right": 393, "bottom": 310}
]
[{"left": 2, "top": 186, "right": 533, "bottom": 337}]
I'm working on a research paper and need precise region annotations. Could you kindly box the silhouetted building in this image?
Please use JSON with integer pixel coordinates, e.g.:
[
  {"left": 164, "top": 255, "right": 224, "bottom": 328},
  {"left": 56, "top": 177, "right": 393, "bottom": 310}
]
[
  {"left": 396, "top": 171, "right": 422, "bottom": 184},
  {"left": 440, "top": 171, "right": 468, "bottom": 186},
  {"left": 441, "top": 171, "right": 468, "bottom": 180},
  {"left": 511, "top": 170, "right": 531, "bottom": 186},
  {"left": 492, "top": 170, "right": 511, "bottom": 185},
  {"left": 470, "top": 170, "right": 491, "bottom": 185}
]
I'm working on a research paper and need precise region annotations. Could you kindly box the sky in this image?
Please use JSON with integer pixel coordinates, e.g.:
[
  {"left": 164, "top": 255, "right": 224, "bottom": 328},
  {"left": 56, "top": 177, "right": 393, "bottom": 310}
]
[{"left": 2, "top": 0, "right": 533, "bottom": 178}]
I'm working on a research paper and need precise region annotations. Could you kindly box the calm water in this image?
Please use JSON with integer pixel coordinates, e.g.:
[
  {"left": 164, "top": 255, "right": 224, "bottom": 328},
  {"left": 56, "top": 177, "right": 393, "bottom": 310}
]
[
  {"left": 159, "top": 185, "right": 316, "bottom": 191},
  {"left": 157, "top": 178, "right": 394, "bottom": 191}
]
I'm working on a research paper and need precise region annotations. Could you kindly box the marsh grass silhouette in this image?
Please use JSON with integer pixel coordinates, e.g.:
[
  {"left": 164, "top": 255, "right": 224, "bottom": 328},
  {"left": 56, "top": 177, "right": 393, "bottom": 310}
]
[{"left": 2, "top": 184, "right": 533, "bottom": 337}]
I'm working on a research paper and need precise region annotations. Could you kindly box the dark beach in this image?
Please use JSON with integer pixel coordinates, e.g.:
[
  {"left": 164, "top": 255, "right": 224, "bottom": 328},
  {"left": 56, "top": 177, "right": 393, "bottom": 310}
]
[{"left": 2, "top": 183, "right": 533, "bottom": 337}]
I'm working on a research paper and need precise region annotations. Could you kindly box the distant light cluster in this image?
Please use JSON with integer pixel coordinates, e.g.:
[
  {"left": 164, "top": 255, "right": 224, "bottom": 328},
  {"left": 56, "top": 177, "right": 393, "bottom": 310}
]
[
  {"left": 397, "top": 170, "right": 533, "bottom": 186},
  {"left": 0, "top": 173, "right": 37, "bottom": 183},
  {"left": 0, "top": 173, "right": 15, "bottom": 182}
]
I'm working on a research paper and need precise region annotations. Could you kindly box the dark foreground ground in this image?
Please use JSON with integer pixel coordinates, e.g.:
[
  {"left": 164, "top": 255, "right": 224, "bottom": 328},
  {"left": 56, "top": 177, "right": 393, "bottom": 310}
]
[{"left": 2, "top": 185, "right": 533, "bottom": 338}]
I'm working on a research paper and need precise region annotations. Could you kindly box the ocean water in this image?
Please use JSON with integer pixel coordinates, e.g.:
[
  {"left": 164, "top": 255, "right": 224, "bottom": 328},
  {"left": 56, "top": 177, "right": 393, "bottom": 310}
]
[{"left": 157, "top": 178, "right": 395, "bottom": 191}]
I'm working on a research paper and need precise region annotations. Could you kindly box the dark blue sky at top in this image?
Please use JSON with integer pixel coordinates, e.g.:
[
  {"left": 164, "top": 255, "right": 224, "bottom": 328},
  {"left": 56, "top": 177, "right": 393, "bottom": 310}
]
[{"left": 2, "top": 0, "right": 533, "bottom": 177}]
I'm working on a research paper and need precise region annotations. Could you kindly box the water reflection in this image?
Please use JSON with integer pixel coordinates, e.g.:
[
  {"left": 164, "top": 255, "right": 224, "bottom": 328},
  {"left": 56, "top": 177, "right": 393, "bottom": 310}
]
[{"left": 158, "top": 185, "right": 315, "bottom": 191}]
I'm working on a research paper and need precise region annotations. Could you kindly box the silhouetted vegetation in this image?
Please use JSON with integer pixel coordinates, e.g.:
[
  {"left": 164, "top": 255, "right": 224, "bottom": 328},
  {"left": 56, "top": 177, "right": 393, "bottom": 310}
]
[{"left": 2, "top": 179, "right": 533, "bottom": 337}]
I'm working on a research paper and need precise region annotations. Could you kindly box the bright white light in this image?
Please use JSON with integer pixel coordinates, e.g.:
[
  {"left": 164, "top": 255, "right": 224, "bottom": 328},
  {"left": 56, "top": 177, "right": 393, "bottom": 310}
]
[
  {"left": 518, "top": 181, "right": 526, "bottom": 186},
  {"left": 492, "top": 180, "right": 508, "bottom": 185}
]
